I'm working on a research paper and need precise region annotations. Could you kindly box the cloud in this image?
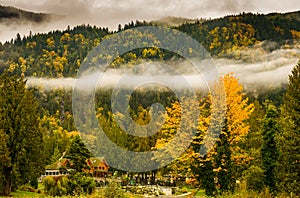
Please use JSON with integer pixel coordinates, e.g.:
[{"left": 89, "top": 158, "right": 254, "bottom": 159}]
[
  {"left": 0, "top": 0, "right": 299, "bottom": 42},
  {"left": 2, "top": 0, "right": 299, "bottom": 18},
  {"left": 26, "top": 44, "right": 300, "bottom": 92},
  {"left": 216, "top": 51, "right": 299, "bottom": 88}
]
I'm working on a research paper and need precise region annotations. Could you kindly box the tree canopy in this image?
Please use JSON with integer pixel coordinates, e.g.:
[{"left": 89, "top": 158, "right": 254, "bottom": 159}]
[{"left": 0, "top": 72, "right": 44, "bottom": 196}]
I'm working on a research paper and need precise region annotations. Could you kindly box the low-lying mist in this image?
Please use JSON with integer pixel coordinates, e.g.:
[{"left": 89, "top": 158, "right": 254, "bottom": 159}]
[{"left": 26, "top": 43, "right": 300, "bottom": 92}]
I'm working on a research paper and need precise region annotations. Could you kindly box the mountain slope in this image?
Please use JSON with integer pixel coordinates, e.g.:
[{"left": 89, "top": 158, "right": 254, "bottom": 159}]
[
  {"left": 0, "top": 10, "right": 299, "bottom": 77},
  {"left": 0, "top": 5, "right": 51, "bottom": 23}
]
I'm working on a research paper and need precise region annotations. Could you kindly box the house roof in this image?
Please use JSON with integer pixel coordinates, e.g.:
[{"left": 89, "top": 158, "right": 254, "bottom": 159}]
[
  {"left": 45, "top": 157, "right": 108, "bottom": 170},
  {"left": 88, "top": 157, "right": 108, "bottom": 167},
  {"left": 46, "top": 158, "right": 70, "bottom": 170}
]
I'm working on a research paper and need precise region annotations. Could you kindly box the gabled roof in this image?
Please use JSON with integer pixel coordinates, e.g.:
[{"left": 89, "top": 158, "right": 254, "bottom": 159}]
[
  {"left": 45, "top": 158, "right": 70, "bottom": 170},
  {"left": 46, "top": 157, "right": 108, "bottom": 170},
  {"left": 87, "top": 157, "right": 108, "bottom": 167}
]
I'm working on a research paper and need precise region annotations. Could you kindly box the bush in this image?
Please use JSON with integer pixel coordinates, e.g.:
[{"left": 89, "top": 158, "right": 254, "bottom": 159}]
[
  {"left": 67, "top": 172, "right": 96, "bottom": 195},
  {"left": 43, "top": 176, "right": 68, "bottom": 196},
  {"left": 18, "top": 184, "right": 35, "bottom": 192},
  {"left": 259, "top": 187, "right": 274, "bottom": 198},
  {"left": 175, "top": 187, "right": 188, "bottom": 195},
  {"left": 43, "top": 173, "right": 96, "bottom": 196},
  {"left": 242, "top": 165, "right": 264, "bottom": 192},
  {"left": 30, "top": 178, "right": 38, "bottom": 189},
  {"left": 103, "top": 182, "right": 127, "bottom": 198}
]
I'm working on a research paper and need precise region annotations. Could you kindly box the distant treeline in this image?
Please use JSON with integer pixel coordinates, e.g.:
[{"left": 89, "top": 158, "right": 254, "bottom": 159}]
[
  {"left": 0, "top": 5, "right": 51, "bottom": 22},
  {"left": 0, "top": 11, "right": 299, "bottom": 77}
]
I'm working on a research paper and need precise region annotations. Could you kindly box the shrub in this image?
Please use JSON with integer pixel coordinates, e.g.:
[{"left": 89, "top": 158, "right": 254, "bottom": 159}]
[
  {"left": 259, "top": 187, "right": 274, "bottom": 198},
  {"left": 103, "top": 182, "right": 127, "bottom": 198},
  {"left": 43, "top": 176, "right": 68, "bottom": 196},
  {"left": 29, "top": 178, "right": 38, "bottom": 189},
  {"left": 242, "top": 165, "right": 264, "bottom": 192},
  {"left": 18, "top": 184, "right": 35, "bottom": 192},
  {"left": 175, "top": 187, "right": 188, "bottom": 195},
  {"left": 67, "top": 172, "right": 96, "bottom": 195}
]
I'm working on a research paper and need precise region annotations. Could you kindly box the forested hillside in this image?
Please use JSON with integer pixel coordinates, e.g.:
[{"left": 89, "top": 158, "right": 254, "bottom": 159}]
[
  {"left": 0, "top": 5, "right": 51, "bottom": 23},
  {"left": 0, "top": 11, "right": 299, "bottom": 77},
  {"left": 0, "top": 10, "right": 299, "bottom": 197}
]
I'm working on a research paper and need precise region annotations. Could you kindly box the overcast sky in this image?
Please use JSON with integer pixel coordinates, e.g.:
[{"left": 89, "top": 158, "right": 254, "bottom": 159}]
[{"left": 0, "top": 0, "right": 299, "bottom": 42}]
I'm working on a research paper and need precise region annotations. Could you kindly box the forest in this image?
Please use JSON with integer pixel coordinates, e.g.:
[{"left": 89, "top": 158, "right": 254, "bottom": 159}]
[{"left": 0, "top": 10, "right": 299, "bottom": 197}]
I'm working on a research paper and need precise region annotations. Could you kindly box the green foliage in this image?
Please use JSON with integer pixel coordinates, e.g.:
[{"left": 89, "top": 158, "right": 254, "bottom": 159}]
[
  {"left": 242, "top": 165, "right": 264, "bottom": 192},
  {"left": 243, "top": 100, "right": 264, "bottom": 166},
  {"left": 67, "top": 172, "right": 96, "bottom": 195},
  {"left": 215, "top": 126, "right": 233, "bottom": 192},
  {"left": 41, "top": 111, "right": 72, "bottom": 166},
  {"left": 0, "top": 72, "right": 44, "bottom": 196},
  {"left": 193, "top": 158, "right": 216, "bottom": 196},
  {"left": 276, "top": 61, "right": 300, "bottom": 195},
  {"left": 0, "top": 12, "right": 299, "bottom": 77},
  {"left": 179, "top": 186, "right": 188, "bottom": 193},
  {"left": 0, "top": 10, "right": 299, "bottom": 197},
  {"left": 29, "top": 178, "right": 39, "bottom": 189},
  {"left": 17, "top": 184, "right": 36, "bottom": 192},
  {"left": 178, "top": 11, "right": 300, "bottom": 56},
  {"left": 43, "top": 173, "right": 95, "bottom": 196},
  {"left": 65, "top": 135, "right": 92, "bottom": 172},
  {"left": 0, "top": 129, "right": 10, "bottom": 194},
  {"left": 43, "top": 176, "right": 68, "bottom": 196},
  {"left": 261, "top": 100, "right": 279, "bottom": 192},
  {"left": 103, "top": 182, "right": 127, "bottom": 198},
  {"left": 50, "top": 146, "right": 62, "bottom": 164}
]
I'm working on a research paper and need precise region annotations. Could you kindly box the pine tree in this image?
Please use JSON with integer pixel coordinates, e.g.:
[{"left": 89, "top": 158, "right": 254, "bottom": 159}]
[
  {"left": 191, "top": 98, "right": 218, "bottom": 196},
  {"left": 261, "top": 100, "right": 279, "bottom": 192},
  {"left": 0, "top": 72, "right": 44, "bottom": 196},
  {"left": 65, "top": 135, "right": 92, "bottom": 172},
  {"left": 193, "top": 155, "right": 216, "bottom": 196},
  {"left": 276, "top": 61, "right": 300, "bottom": 195},
  {"left": 50, "top": 146, "right": 62, "bottom": 164},
  {"left": 0, "top": 130, "right": 10, "bottom": 194},
  {"left": 215, "top": 119, "right": 233, "bottom": 192}
]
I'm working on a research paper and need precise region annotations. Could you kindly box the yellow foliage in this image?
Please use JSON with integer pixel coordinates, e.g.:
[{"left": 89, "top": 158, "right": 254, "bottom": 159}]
[
  {"left": 290, "top": 30, "right": 300, "bottom": 39},
  {"left": 210, "top": 73, "right": 254, "bottom": 166},
  {"left": 46, "top": 37, "right": 55, "bottom": 48}
]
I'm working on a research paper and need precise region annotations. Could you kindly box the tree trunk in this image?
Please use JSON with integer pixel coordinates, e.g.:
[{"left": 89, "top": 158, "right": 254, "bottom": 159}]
[{"left": 2, "top": 167, "right": 12, "bottom": 196}]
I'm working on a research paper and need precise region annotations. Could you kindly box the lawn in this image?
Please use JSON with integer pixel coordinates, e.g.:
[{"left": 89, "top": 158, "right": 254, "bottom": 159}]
[{"left": 2, "top": 190, "right": 47, "bottom": 197}]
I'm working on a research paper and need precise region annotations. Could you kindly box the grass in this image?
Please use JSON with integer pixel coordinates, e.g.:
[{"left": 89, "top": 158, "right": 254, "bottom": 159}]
[
  {"left": 2, "top": 189, "right": 141, "bottom": 198},
  {"left": 1, "top": 184, "right": 290, "bottom": 198},
  {"left": 179, "top": 185, "right": 206, "bottom": 197},
  {"left": 2, "top": 190, "right": 46, "bottom": 197}
]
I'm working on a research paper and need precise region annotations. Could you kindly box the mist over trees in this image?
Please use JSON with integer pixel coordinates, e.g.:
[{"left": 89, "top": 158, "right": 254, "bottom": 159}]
[{"left": 0, "top": 10, "right": 299, "bottom": 197}]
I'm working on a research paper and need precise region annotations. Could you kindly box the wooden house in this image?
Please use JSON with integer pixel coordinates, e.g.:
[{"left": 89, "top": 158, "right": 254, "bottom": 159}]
[
  {"left": 39, "top": 158, "right": 72, "bottom": 182},
  {"left": 39, "top": 157, "right": 109, "bottom": 182},
  {"left": 86, "top": 157, "right": 109, "bottom": 178}
]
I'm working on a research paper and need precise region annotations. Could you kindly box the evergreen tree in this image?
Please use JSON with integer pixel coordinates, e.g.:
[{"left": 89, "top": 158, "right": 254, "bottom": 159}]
[
  {"left": 276, "top": 61, "right": 300, "bottom": 195},
  {"left": 261, "top": 100, "right": 279, "bottom": 192},
  {"left": 243, "top": 100, "right": 264, "bottom": 164},
  {"left": 194, "top": 156, "right": 216, "bottom": 196},
  {"left": 0, "top": 130, "right": 10, "bottom": 194},
  {"left": 50, "top": 146, "right": 62, "bottom": 164},
  {"left": 0, "top": 72, "right": 44, "bottom": 196},
  {"left": 215, "top": 119, "right": 233, "bottom": 192},
  {"left": 65, "top": 135, "right": 92, "bottom": 172}
]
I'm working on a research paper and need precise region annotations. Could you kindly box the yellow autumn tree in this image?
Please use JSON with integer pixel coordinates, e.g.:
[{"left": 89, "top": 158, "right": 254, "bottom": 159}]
[
  {"left": 151, "top": 97, "right": 202, "bottom": 178},
  {"left": 212, "top": 73, "right": 254, "bottom": 192},
  {"left": 151, "top": 73, "right": 253, "bottom": 195}
]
